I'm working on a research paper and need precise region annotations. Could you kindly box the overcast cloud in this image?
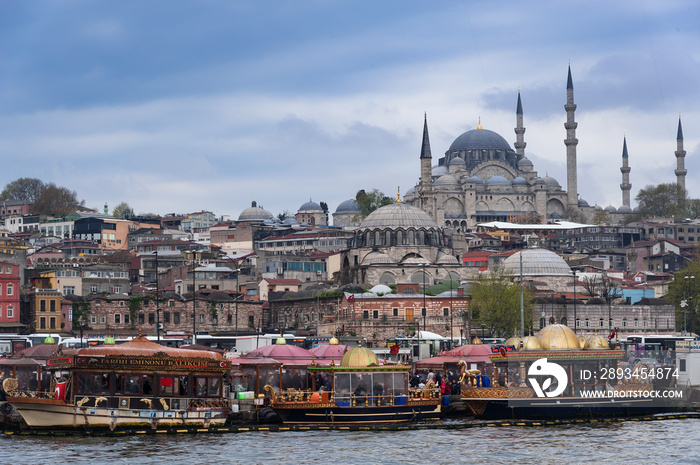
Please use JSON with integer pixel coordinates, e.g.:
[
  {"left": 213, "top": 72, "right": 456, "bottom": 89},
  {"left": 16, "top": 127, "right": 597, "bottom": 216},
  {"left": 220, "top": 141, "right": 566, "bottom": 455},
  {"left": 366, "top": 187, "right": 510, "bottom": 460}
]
[{"left": 0, "top": 0, "right": 698, "bottom": 220}]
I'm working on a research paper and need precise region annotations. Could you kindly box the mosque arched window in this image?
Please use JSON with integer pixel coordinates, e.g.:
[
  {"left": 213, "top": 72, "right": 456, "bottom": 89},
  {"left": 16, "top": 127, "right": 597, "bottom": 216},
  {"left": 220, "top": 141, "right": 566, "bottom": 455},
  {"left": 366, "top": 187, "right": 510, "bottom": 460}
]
[
  {"left": 375, "top": 231, "right": 383, "bottom": 246},
  {"left": 367, "top": 232, "right": 374, "bottom": 247},
  {"left": 408, "top": 231, "right": 415, "bottom": 244}
]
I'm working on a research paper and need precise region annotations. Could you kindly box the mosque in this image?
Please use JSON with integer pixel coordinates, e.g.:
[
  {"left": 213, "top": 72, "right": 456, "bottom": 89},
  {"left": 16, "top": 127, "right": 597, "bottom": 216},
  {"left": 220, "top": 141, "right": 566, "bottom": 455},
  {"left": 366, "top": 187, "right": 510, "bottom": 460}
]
[{"left": 401, "top": 66, "right": 688, "bottom": 230}]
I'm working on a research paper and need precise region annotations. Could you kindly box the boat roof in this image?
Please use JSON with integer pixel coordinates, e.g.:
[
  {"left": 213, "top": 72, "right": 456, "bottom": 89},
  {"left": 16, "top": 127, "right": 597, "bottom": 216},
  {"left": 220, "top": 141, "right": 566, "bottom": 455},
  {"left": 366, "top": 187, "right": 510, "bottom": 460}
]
[{"left": 74, "top": 335, "right": 223, "bottom": 360}]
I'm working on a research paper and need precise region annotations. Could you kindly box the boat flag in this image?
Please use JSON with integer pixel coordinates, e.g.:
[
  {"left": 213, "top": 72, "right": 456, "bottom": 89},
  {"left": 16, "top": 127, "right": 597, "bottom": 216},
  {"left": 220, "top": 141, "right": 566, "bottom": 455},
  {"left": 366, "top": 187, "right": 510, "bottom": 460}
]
[{"left": 54, "top": 381, "right": 67, "bottom": 401}]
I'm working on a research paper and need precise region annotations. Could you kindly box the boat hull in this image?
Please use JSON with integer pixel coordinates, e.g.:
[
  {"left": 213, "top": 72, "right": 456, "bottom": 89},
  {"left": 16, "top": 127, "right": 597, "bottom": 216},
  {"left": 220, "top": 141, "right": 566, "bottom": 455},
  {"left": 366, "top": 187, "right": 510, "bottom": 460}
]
[
  {"left": 7, "top": 396, "right": 228, "bottom": 430},
  {"left": 270, "top": 400, "right": 441, "bottom": 425}
]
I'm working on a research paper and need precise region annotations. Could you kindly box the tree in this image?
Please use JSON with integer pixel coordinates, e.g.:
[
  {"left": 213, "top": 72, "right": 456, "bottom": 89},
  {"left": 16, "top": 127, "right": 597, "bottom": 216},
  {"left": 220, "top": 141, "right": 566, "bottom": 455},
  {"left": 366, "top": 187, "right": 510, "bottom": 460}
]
[
  {"left": 467, "top": 269, "right": 533, "bottom": 338},
  {"left": 319, "top": 201, "right": 329, "bottom": 225},
  {"left": 591, "top": 209, "right": 611, "bottom": 225},
  {"left": 355, "top": 189, "right": 395, "bottom": 219},
  {"left": 635, "top": 183, "right": 691, "bottom": 219},
  {"left": 72, "top": 300, "right": 92, "bottom": 339},
  {"left": 33, "top": 183, "right": 84, "bottom": 216},
  {"left": 666, "top": 264, "right": 700, "bottom": 333},
  {"left": 112, "top": 202, "right": 135, "bottom": 219},
  {"left": 0, "top": 177, "right": 45, "bottom": 202},
  {"left": 277, "top": 210, "right": 289, "bottom": 222}
]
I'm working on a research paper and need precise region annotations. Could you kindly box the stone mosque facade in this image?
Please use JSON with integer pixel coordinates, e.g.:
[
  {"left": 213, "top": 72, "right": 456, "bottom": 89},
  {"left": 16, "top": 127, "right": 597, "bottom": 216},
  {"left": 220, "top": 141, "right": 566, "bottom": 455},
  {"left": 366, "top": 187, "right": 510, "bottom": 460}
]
[{"left": 402, "top": 66, "right": 689, "bottom": 229}]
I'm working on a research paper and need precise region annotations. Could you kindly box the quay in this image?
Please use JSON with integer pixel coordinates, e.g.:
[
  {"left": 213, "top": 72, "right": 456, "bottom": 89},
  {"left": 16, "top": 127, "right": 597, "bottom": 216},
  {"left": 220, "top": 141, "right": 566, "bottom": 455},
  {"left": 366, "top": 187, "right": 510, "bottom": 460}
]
[{"left": 2, "top": 412, "right": 698, "bottom": 437}]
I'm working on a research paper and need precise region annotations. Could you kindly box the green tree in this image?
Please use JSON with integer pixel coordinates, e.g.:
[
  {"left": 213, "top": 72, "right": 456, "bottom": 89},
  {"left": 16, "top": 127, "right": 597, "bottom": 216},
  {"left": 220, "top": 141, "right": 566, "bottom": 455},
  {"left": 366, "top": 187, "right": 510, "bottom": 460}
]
[
  {"left": 0, "top": 177, "right": 45, "bottom": 202},
  {"left": 320, "top": 201, "right": 329, "bottom": 224},
  {"left": 355, "top": 189, "right": 395, "bottom": 219},
  {"left": 33, "top": 183, "right": 84, "bottom": 217},
  {"left": 112, "top": 202, "right": 135, "bottom": 219},
  {"left": 591, "top": 209, "right": 611, "bottom": 225},
  {"left": 635, "top": 183, "right": 691, "bottom": 219},
  {"left": 72, "top": 300, "right": 92, "bottom": 337},
  {"left": 666, "top": 263, "right": 700, "bottom": 334},
  {"left": 467, "top": 269, "right": 533, "bottom": 338},
  {"left": 277, "top": 210, "right": 289, "bottom": 222},
  {"left": 128, "top": 297, "right": 143, "bottom": 329}
]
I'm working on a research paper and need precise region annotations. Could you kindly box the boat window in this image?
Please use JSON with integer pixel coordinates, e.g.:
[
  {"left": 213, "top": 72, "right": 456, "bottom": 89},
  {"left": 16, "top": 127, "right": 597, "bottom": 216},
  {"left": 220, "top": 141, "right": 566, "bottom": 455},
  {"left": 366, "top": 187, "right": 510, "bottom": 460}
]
[
  {"left": 195, "top": 377, "right": 208, "bottom": 396},
  {"left": 179, "top": 376, "right": 190, "bottom": 396},
  {"left": 209, "top": 377, "right": 221, "bottom": 397},
  {"left": 124, "top": 375, "right": 143, "bottom": 395},
  {"left": 159, "top": 376, "right": 179, "bottom": 396},
  {"left": 142, "top": 375, "right": 153, "bottom": 395},
  {"left": 334, "top": 373, "right": 351, "bottom": 405}
]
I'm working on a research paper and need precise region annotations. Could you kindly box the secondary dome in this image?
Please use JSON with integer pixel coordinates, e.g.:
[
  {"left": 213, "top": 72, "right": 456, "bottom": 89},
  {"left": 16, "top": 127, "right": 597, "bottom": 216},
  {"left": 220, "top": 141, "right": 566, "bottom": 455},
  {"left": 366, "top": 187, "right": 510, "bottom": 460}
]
[
  {"left": 238, "top": 201, "right": 273, "bottom": 222},
  {"left": 521, "top": 336, "right": 543, "bottom": 350},
  {"left": 486, "top": 175, "right": 511, "bottom": 186},
  {"left": 435, "top": 174, "right": 459, "bottom": 185},
  {"left": 449, "top": 129, "right": 512, "bottom": 152},
  {"left": 362, "top": 252, "right": 396, "bottom": 265},
  {"left": 299, "top": 200, "right": 322, "bottom": 211},
  {"left": 585, "top": 334, "right": 610, "bottom": 350},
  {"left": 432, "top": 165, "right": 449, "bottom": 177},
  {"left": 501, "top": 248, "right": 572, "bottom": 277},
  {"left": 359, "top": 202, "right": 439, "bottom": 230},
  {"left": 341, "top": 346, "right": 378, "bottom": 367},
  {"left": 335, "top": 199, "right": 359, "bottom": 213},
  {"left": 537, "top": 324, "right": 580, "bottom": 350}
]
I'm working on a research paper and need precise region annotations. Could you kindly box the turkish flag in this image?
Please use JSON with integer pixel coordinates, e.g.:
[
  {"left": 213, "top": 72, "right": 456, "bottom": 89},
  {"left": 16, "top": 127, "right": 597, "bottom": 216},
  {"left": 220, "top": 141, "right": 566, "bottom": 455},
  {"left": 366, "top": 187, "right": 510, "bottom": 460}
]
[
  {"left": 390, "top": 344, "right": 399, "bottom": 354},
  {"left": 54, "top": 382, "right": 67, "bottom": 401},
  {"left": 348, "top": 295, "right": 355, "bottom": 301}
]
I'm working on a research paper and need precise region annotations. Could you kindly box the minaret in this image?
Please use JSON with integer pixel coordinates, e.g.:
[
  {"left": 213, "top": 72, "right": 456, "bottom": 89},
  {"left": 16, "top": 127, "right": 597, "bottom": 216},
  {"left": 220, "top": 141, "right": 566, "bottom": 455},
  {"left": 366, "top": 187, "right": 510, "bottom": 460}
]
[
  {"left": 675, "top": 115, "right": 687, "bottom": 191},
  {"left": 514, "top": 90, "right": 526, "bottom": 157},
  {"left": 620, "top": 136, "right": 631, "bottom": 208},
  {"left": 418, "top": 112, "right": 435, "bottom": 218},
  {"left": 564, "top": 64, "right": 579, "bottom": 209}
]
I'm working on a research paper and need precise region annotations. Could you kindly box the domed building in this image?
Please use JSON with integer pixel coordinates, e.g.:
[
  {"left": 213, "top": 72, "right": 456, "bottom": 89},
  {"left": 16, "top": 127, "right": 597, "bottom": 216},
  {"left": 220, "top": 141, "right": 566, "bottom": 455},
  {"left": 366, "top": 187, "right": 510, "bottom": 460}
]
[
  {"left": 295, "top": 199, "right": 327, "bottom": 227},
  {"left": 238, "top": 201, "right": 274, "bottom": 223},
  {"left": 340, "top": 198, "right": 466, "bottom": 286},
  {"left": 333, "top": 198, "right": 361, "bottom": 228}
]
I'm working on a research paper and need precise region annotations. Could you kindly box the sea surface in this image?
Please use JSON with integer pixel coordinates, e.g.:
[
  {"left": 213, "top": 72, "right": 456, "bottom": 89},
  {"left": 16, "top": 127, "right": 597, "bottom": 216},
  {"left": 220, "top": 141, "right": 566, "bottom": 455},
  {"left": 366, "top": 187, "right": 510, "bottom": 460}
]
[{"left": 2, "top": 419, "right": 699, "bottom": 465}]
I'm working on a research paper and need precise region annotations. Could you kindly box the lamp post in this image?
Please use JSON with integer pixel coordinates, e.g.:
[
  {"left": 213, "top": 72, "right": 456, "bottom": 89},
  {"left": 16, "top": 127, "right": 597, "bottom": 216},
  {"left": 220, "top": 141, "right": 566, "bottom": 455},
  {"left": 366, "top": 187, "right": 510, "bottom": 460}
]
[
  {"left": 155, "top": 250, "right": 160, "bottom": 341},
  {"left": 189, "top": 250, "right": 198, "bottom": 345},
  {"left": 684, "top": 275, "right": 695, "bottom": 334},
  {"left": 421, "top": 263, "right": 427, "bottom": 341},
  {"left": 573, "top": 269, "right": 577, "bottom": 334}
]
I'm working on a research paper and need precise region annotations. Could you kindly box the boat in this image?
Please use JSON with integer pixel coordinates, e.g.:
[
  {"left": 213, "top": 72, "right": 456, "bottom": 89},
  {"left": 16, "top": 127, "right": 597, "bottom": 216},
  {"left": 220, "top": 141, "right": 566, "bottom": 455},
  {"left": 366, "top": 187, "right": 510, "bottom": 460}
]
[
  {"left": 264, "top": 343, "right": 441, "bottom": 424},
  {"left": 3, "top": 335, "right": 231, "bottom": 430},
  {"left": 460, "top": 324, "right": 678, "bottom": 420}
]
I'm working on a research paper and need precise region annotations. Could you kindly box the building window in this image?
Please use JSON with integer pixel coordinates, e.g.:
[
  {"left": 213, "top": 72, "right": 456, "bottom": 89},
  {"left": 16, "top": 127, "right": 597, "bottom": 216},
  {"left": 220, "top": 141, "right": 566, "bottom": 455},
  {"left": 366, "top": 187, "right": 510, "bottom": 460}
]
[
  {"left": 50, "top": 300, "right": 56, "bottom": 312},
  {"left": 168, "top": 300, "right": 175, "bottom": 307},
  {"left": 40, "top": 300, "right": 47, "bottom": 312},
  {"left": 124, "top": 313, "right": 130, "bottom": 324},
  {"left": 199, "top": 314, "right": 204, "bottom": 323},
  {"left": 113, "top": 285, "right": 121, "bottom": 294},
  {"left": 7, "top": 284, "right": 13, "bottom": 296},
  {"left": 99, "top": 315, "right": 106, "bottom": 324},
  {"left": 443, "top": 307, "right": 449, "bottom": 317},
  {"left": 114, "top": 314, "right": 121, "bottom": 324},
  {"left": 634, "top": 318, "right": 639, "bottom": 328},
  {"left": 148, "top": 313, "right": 155, "bottom": 325},
  {"left": 363, "top": 310, "right": 369, "bottom": 319},
  {"left": 64, "top": 286, "right": 75, "bottom": 296},
  {"left": 4, "top": 266, "right": 10, "bottom": 274},
  {"left": 7, "top": 305, "right": 13, "bottom": 318},
  {"left": 373, "top": 310, "right": 379, "bottom": 319},
  {"left": 90, "top": 285, "right": 98, "bottom": 293},
  {"left": 119, "top": 301, "right": 125, "bottom": 307},
  {"left": 40, "top": 317, "right": 46, "bottom": 329},
  {"left": 138, "top": 314, "right": 145, "bottom": 325},
  {"left": 248, "top": 315, "right": 254, "bottom": 327},
  {"left": 393, "top": 308, "right": 399, "bottom": 317},
  {"left": 164, "top": 312, "right": 170, "bottom": 323},
  {"left": 173, "top": 312, "right": 180, "bottom": 324}
]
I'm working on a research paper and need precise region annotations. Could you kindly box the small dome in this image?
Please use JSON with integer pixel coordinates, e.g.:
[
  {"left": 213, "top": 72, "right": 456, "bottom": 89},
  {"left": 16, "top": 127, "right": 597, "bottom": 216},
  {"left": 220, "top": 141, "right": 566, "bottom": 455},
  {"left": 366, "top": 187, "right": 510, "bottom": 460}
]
[
  {"left": 595, "top": 204, "right": 603, "bottom": 211},
  {"left": 340, "top": 346, "right": 378, "bottom": 367},
  {"left": 512, "top": 176, "right": 528, "bottom": 186},
  {"left": 505, "top": 335, "right": 522, "bottom": 347},
  {"left": 238, "top": 201, "right": 274, "bottom": 222},
  {"left": 585, "top": 334, "right": 610, "bottom": 350},
  {"left": 578, "top": 198, "right": 589, "bottom": 207},
  {"left": 501, "top": 248, "right": 572, "bottom": 277},
  {"left": 359, "top": 202, "right": 439, "bottom": 230},
  {"left": 370, "top": 284, "right": 393, "bottom": 295},
  {"left": 283, "top": 217, "right": 299, "bottom": 225},
  {"left": 329, "top": 337, "right": 339, "bottom": 345},
  {"left": 448, "top": 157, "right": 466, "bottom": 166},
  {"left": 521, "top": 336, "right": 543, "bottom": 350},
  {"left": 605, "top": 205, "right": 618, "bottom": 213},
  {"left": 542, "top": 176, "right": 560, "bottom": 187},
  {"left": 432, "top": 165, "right": 449, "bottom": 177},
  {"left": 578, "top": 336, "right": 587, "bottom": 349},
  {"left": 618, "top": 205, "right": 632, "bottom": 213},
  {"left": 435, "top": 174, "right": 459, "bottom": 185},
  {"left": 43, "top": 336, "right": 56, "bottom": 344},
  {"left": 436, "top": 253, "right": 459, "bottom": 265},
  {"left": 335, "top": 199, "right": 360, "bottom": 213},
  {"left": 533, "top": 177, "right": 545, "bottom": 185},
  {"left": 104, "top": 336, "right": 116, "bottom": 345},
  {"left": 299, "top": 200, "right": 322, "bottom": 211},
  {"left": 362, "top": 252, "right": 396, "bottom": 265},
  {"left": 486, "top": 175, "right": 511, "bottom": 187},
  {"left": 536, "top": 324, "right": 580, "bottom": 350},
  {"left": 518, "top": 157, "right": 533, "bottom": 168},
  {"left": 472, "top": 336, "right": 482, "bottom": 344},
  {"left": 276, "top": 336, "right": 287, "bottom": 345},
  {"left": 404, "top": 187, "right": 416, "bottom": 196},
  {"left": 465, "top": 176, "right": 484, "bottom": 185}
]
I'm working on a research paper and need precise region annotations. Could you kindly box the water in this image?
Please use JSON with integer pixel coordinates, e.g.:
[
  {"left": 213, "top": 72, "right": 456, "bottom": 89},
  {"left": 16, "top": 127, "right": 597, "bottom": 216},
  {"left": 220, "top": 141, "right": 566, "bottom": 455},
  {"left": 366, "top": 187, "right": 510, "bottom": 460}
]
[{"left": 2, "top": 420, "right": 698, "bottom": 465}]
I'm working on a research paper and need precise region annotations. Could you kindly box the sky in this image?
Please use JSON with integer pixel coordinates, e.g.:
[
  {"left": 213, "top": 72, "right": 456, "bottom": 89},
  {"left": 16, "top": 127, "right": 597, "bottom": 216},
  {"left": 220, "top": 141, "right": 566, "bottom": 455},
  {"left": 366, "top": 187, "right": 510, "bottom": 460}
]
[{"left": 1, "top": 0, "right": 699, "bottom": 222}]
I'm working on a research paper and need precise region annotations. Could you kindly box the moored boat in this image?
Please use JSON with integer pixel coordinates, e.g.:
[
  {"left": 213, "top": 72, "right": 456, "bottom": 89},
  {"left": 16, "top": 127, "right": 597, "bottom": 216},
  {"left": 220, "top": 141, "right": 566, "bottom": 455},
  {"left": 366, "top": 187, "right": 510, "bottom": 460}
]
[
  {"left": 264, "top": 343, "right": 441, "bottom": 424},
  {"left": 4, "top": 335, "right": 231, "bottom": 430}
]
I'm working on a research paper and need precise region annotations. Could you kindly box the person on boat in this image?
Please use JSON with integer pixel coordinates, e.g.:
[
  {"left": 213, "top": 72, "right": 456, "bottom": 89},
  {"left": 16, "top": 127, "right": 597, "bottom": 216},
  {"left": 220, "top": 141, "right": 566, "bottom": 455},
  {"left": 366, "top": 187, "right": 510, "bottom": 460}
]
[
  {"left": 426, "top": 371, "right": 435, "bottom": 384},
  {"left": 410, "top": 373, "right": 420, "bottom": 388}
]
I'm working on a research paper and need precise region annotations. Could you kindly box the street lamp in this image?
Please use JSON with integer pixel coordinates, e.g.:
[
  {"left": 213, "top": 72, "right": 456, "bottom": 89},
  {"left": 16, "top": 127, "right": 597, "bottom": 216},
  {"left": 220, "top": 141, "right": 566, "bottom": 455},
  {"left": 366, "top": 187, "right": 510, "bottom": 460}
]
[
  {"left": 683, "top": 275, "right": 695, "bottom": 334},
  {"left": 187, "top": 250, "right": 199, "bottom": 345},
  {"left": 573, "top": 269, "right": 577, "bottom": 334},
  {"left": 154, "top": 250, "right": 160, "bottom": 342}
]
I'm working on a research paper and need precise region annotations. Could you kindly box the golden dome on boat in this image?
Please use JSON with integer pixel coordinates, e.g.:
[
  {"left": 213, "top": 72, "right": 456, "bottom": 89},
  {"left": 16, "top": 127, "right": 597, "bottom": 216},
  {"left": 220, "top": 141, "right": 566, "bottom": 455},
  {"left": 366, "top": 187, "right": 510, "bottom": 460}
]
[
  {"left": 536, "top": 324, "right": 580, "bottom": 350},
  {"left": 505, "top": 335, "right": 522, "bottom": 348},
  {"left": 472, "top": 336, "right": 482, "bottom": 345},
  {"left": 340, "top": 346, "right": 378, "bottom": 368},
  {"left": 584, "top": 334, "right": 610, "bottom": 350},
  {"left": 329, "top": 336, "right": 339, "bottom": 345},
  {"left": 521, "top": 336, "right": 543, "bottom": 350},
  {"left": 578, "top": 336, "right": 587, "bottom": 348}
]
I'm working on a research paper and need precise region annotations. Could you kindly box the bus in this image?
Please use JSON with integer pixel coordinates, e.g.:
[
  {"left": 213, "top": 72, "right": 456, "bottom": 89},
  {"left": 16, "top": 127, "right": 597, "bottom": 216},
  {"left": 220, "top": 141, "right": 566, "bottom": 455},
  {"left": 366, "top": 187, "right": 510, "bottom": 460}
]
[
  {"left": 0, "top": 334, "right": 32, "bottom": 356},
  {"left": 619, "top": 334, "right": 695, "bottom": 363},
  {"left": 25, "top": 333, "right": 62, "bottom": 347},
  {"left": 196, "top": 334, "right": 307, "bottom": 353}
]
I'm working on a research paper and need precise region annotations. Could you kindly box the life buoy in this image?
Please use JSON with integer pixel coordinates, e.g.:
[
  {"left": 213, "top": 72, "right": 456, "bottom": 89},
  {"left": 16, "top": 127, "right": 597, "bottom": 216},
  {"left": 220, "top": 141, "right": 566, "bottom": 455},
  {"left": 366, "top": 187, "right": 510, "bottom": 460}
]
[{"left": 499, "top": 346, "right": 507, "bottom": 358}]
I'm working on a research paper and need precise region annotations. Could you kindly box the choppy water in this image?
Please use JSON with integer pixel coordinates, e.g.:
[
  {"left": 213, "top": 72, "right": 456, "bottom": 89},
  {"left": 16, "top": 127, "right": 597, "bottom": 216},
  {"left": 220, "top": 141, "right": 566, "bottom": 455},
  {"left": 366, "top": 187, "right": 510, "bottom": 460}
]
[{"left": 2, "top": 419, "right": 699, "bottom": 465}]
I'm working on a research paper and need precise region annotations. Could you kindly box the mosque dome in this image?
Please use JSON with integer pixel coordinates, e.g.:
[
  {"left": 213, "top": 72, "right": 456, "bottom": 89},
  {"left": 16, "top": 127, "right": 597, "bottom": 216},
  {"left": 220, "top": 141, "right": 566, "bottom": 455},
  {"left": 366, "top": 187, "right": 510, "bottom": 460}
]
[
  {"left": 542, "top": 176, "right": 561, "bottom": 187},
  {"left": 283, "top": 217, "right": 299, "bottom": 225},
  {"left": 465, "top": 176, "right": 484, "bottom": 185},
  {"left": 432, "top": 165, "right": 449, "bottom": 177},
  {"left": 404, "top": 187, "right": 416, "bottom": 196},
  {"left": 449, "top": 128, "right": 513, "bottom": 152},
  {"left": 605, "top": 205, "right": 618, "bottom": 213},
  {"left": 486, "top": 175, "right": 511, "bottom": 187},
  {"left": 518, "top": 157, "right": 533, "bottom": 168},
  {"left": 435, "top": 174, "right": 459, "bottom": 186},
  {"left": 362, "top": 252, "right": 396, "bottom": 265},
  {"left": 595, "top": 205, "right": 603, "bottom": 211},
  {"left": 370, "top": 284, "right": 393, "bottom": 295},
  {"left": 533, "top": 177, "right": 545, "bottom": 185},
  {"left": 436, "top": 252, "right": 459, "bottom": 265},
  {"left": 359, "top": 202, "right": 439, "bottom": 230},
  {"left": 578, "top": 198, "right": 589, "bottom": 207},
  {"left": 238, "top": 201, "right": 274, "bottom": 222},
  {"left": 341, "top": 345, "right": 378, "bottom": 367},
  {"left": 512, "top": 176, "right": 528, "bottom": 186},
  {"left": 448, "top": 157, "right": 466, "bottom": 167},
  {"left": 618, "top": 205, "right": 632, "bottom": 213},
  {"left": 536, "top": 324, "right": 580, "bottom": 350},
  {"left": 501, "top": 248, "right": 572, "bottom": 277},
  {"left": 335, "top": 199, "right": 360, "bottom": 213},
  {"left": 299, "top": 200, "right": 322, "bottom": 211}
]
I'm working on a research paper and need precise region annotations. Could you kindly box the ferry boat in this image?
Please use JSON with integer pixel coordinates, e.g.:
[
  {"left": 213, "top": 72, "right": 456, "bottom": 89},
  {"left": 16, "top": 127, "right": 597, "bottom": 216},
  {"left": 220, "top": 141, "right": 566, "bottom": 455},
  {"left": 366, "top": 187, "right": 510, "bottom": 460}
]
[
  {"left": 460, "top": 324, "right": 675, "bottom": 420},
  {"left": 264, "top": 343, "right": 441, "bottom": 424},
  {"left": 3, "top": 335, "right": 231, "bottom": 430}
]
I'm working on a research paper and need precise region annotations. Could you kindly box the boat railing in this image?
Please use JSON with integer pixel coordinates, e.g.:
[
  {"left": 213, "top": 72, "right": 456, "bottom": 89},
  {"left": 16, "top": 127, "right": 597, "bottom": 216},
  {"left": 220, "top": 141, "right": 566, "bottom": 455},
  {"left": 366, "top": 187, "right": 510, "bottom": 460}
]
[
  {"left": 263, "top": 385, "right": 436, "bottom": 407},
  {"left": 2, "top": 378, "right": 56, "bottom": 400}
]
